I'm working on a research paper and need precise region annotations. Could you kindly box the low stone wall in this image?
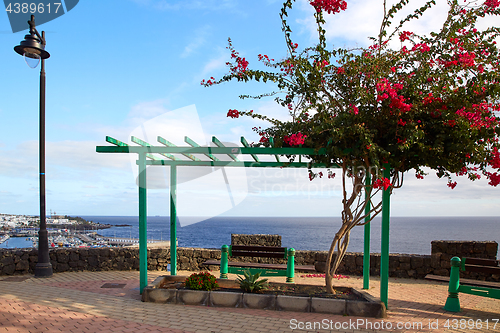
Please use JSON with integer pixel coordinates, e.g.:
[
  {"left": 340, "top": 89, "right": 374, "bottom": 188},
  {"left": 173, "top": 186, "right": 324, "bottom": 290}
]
[
  {"left": 431, "top": 240, "right": 497, "bottom": 259},
  {"left": 231, "top": 234, "right": 281, "bottom": 247},
  {"left": 0, "top": 247, "right": 219, "bottom": 276},
  {"left": 430, "top": 240, "right": 498, "bottom": 280},
  {"left": 1, "top": 238, "right": 498, "bottom": 281}
]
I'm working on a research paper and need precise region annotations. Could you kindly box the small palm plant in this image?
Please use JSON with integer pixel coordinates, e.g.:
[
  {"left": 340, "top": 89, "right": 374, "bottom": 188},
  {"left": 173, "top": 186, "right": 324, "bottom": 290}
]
[{"left": 237, "top": 270, "right": 269, "bottom": 293}]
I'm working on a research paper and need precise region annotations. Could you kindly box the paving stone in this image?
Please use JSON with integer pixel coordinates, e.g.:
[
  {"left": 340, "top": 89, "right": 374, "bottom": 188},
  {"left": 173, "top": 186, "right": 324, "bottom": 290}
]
[{"left": 1, "top": 270, "right": 499, "bottom": 333}]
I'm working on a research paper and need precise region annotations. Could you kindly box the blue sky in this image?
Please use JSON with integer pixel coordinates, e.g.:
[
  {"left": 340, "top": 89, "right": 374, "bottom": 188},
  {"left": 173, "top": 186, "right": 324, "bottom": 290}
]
[{"left": 1, "top": 0, "right": 499, "bottom": 219}]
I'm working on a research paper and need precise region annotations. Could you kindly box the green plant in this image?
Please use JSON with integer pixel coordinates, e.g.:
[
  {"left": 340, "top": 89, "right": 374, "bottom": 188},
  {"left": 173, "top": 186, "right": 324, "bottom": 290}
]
[
  {"left": 184, "top": 272, "right": 219, "bottom": 291},
  {"left": 237, "top": 270, "right": 269, "bottom": 293}
]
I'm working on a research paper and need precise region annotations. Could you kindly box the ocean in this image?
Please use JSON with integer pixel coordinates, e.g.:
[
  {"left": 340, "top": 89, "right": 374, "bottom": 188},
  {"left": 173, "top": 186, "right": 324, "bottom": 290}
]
[
  {"left": 79, "top": 215, "right": 500, "bottom": 257},
  {"left": 2, "top": 216, "right": 498, "bottom": 257}
]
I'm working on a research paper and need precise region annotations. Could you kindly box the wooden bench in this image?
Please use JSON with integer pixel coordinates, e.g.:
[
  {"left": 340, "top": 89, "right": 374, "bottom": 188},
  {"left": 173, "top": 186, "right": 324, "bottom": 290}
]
[
  {"left": 201, "top": 245, "right": 316, "bottom": 283},
  {"left": 443, "top": 257, "right": 500, "bottom": 312}
]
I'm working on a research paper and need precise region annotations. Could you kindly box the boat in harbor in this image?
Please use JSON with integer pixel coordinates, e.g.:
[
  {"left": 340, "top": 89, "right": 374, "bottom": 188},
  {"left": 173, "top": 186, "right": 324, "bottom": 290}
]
[{"left": 0, "top": 234, "right": 10, "bottom": 244}]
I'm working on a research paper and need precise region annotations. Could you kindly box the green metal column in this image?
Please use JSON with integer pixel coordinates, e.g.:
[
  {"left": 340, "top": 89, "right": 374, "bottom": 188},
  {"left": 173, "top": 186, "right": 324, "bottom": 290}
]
[
  {"left": 380, "top": 164, "right": 391, "bottom": 309},
  {"left": 220, "top": 245, "right": 229, "bottom": 279},
  {"left": 444, "top": 257, "right": 462, "bottom": 312},
  {"left": 286, "top": 248, "right": 295, "bottom": 283},
  {"left": 363, "top": 173, "right": 371, "bottom": 289},
  {"left": 170, "top": 165, "right": 177, "bottom": 275},
  {"left": 138, "top": 153, "right": 148, "bottom": 293}
]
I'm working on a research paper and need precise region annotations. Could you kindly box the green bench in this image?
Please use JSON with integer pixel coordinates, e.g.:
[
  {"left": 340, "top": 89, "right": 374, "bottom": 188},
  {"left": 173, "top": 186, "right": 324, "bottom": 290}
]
[
  {"left": 202, "top": 244, "right": 315, "bottom": 283},
  {"left": 444, "top": 256, "right": 500, "bottom": 312}
]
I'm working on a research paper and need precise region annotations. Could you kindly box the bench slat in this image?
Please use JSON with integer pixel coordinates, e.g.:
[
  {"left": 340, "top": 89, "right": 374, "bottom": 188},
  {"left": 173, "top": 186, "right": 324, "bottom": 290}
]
[
  {"left": 231, "top": 245, "right": 286, "bottom": 252},
  {"left": 231, "top": 250, "right": 285, "bottom": 258},
  {"left": 425, "top": 274, "right": 500, "bottom": 289},
  {"left": 464, "top": 264, "right": 500, "bottom": 275},
  {"left": 463, "top": 257, "right": 500, "bottom": 267},
  {"left": 202, "top": 260, "right": 316, "bottom": 272}
]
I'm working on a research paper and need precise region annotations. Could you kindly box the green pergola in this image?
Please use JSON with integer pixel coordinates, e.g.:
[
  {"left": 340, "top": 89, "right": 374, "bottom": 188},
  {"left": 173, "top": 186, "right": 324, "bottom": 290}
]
[{"left": 96, "top": 135, "right": 392, "bottom": 308}]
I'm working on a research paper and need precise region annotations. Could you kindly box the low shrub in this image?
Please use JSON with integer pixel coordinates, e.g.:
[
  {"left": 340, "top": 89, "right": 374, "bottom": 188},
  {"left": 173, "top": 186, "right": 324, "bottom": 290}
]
[{"left": 184, "top": 272, "right": 219, "bottom": 291}]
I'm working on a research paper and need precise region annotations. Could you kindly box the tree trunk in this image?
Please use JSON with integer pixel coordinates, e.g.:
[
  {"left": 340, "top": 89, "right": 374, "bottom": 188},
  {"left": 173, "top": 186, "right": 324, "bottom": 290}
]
[{"left": 325, "top": 220, "right": 353, "bottom": 293}]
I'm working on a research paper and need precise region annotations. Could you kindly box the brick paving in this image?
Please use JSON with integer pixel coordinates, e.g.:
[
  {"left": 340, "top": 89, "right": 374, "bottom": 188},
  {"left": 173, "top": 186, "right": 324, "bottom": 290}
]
[{"left": 0, "top": 270, "right": 499, "bottom": 332}]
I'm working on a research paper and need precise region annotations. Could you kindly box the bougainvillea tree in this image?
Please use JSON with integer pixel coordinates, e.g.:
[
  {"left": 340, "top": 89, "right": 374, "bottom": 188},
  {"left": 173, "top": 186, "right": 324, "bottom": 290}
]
[{"left": 203, "top": 0, "right": 500, "bottom": 293}]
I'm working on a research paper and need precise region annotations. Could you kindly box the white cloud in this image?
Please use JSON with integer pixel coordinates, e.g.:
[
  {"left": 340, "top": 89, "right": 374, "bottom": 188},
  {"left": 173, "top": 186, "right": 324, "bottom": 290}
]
[
  {"left": 199, "top": 53, "right": 228, "bottom": 79},
  {"left": 125, "top": 98, "right": 172, "bottom": 126},
  {"left": 181, "top": 26, "right": 212, "bottom": 58}
]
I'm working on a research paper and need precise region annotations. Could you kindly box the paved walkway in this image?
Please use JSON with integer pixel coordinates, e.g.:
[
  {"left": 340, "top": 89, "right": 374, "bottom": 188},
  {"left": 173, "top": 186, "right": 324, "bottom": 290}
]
[{"left": 1, "top": 270, "right": 499, "bottom": 332}]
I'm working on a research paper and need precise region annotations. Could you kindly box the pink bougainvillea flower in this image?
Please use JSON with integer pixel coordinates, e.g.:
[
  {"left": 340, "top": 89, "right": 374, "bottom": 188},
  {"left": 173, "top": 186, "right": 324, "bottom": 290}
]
[
  {"left": 227, "top": 109, "right": 240, "bottom": 118},
  {"left": 309, "top": 0, "right": 347, "bottom": 14},
  {"left": 487, "top": 172, "right": 500, "bottom": 186},
  {"left": 373, "top": 177, "right": 391, "bottom": 190},
  {"left": 349, "top": 104, "right": 359, "bottom": 115},
  {"left": 490, "top": 147, "right": 500, "bottom": 169},
  {"left": 284, "top": 132, "right": 307, "bottom": 146},
  {"left": 399, "top": 31, "right": 413, "bottom": 42},
  {"left": 484, "top": 0, "right": 500, "bottom": 9}
]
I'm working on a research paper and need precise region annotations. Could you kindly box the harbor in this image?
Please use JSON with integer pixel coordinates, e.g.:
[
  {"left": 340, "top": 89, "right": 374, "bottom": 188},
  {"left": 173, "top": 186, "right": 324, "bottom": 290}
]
[
  {"left": 0, "top": 228, "right": 168, "bottom": 250},
  {"left": 0, "top": 213, "right": 170, "bottom": 250}
]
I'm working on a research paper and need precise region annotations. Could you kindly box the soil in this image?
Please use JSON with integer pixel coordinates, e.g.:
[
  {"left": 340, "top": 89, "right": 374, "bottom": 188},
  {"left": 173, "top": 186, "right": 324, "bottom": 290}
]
[{"left": 158, "top": 279, "right": 363, "bottom": 301}]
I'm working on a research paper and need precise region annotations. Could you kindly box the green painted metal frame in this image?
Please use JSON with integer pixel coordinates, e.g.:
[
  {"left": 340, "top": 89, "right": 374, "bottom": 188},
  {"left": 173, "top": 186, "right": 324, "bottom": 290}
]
[
  {"left": 96, "top": 135, "right": 392, "bottom": 306},
  {"left": 219, "top": 245, "right": 296, "bottom": 282},
  {"left": 444, "top": 257, "right": 500, "bottom": 312},
  {"left": 380, "top": 164, "right": 391, "bottom": 309}
]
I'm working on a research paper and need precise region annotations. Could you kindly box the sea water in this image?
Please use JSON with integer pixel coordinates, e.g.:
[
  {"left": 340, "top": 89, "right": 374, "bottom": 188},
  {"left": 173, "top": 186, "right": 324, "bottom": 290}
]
[
  {"left": 81, "top": 215, "right": 500, "bottom": 256},
  {"left": 4, "top": 216, "right": 498, "bottom": 257}
]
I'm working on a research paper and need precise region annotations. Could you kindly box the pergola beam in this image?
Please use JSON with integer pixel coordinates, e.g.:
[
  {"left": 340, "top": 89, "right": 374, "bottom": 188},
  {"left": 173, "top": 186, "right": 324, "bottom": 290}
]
[
  {"left": 241, "top": 137, "right": 259, "bottom": 162},
  {"left": 184, "top": 136, "right": 220, "bottom": 161},
  {"left": 131, "top": 136, "right": 172, "bottom": 161},
  {"left": 96, "top": 145, "right": 326, "bottom": 156},
  {"left": 212, "top": 136, "right": 239, "bottom": 161},
  {"left": 142, "top": 160, "right": 327, "bottom": 168},
  {"left": 158, "top": 136, "right": 200, "bottom": 161}
]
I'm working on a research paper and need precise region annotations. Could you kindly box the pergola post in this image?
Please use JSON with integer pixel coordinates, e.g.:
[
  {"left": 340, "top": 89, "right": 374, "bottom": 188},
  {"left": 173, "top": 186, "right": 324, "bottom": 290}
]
[
  {"left": 170, "top": 165, "right": 177, "bottom": 275},
  {"left": 380, "top": 164, "right": 391, "bottom": 309},
  {"left": 138, "top": 153, "right": 148, "bottom": 293},
  {"left": 363, "top": 173, "right": 371, "bottom": 290}
]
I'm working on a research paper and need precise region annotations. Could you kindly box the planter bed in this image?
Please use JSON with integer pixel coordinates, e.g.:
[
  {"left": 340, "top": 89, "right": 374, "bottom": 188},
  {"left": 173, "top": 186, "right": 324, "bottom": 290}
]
[{"left": 141, "top": 275, "right": 386, "bottom": 318}]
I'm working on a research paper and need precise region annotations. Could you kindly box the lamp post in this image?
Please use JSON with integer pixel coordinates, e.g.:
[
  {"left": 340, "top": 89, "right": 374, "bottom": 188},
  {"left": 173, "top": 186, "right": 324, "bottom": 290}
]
[{"left": 14, "top": 15, "right": 52, "bottom": 277}]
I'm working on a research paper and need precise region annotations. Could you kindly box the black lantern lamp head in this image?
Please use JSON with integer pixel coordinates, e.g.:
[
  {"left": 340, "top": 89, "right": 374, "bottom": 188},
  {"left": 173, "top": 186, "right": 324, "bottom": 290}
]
[{"left": 14, "top": 15, "right": 50, "bottom": 68}]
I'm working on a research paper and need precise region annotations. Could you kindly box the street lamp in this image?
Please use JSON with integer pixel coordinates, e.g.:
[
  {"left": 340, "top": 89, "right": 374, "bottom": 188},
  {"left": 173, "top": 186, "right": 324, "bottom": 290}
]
[{"left": 14, "top": 15, "right": 52, "bottom": 277}]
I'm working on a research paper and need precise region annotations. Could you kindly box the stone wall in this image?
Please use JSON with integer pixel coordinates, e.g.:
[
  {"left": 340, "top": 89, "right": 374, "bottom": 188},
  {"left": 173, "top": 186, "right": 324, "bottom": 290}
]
[
  {"left": 0, "top": 247, "right": 220, "bottom": 276},
  {"left": 430, "top": 240, "right": 498, "bottom": 280},
  {"left": 1, "top": 238, "right": 498, "bottom": 282},
  {"left": 231, "top": 234, "right": 281, "bottom": 247},
  {"left": 431, "top": 240, "right": 497, "bottom": 259}
]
